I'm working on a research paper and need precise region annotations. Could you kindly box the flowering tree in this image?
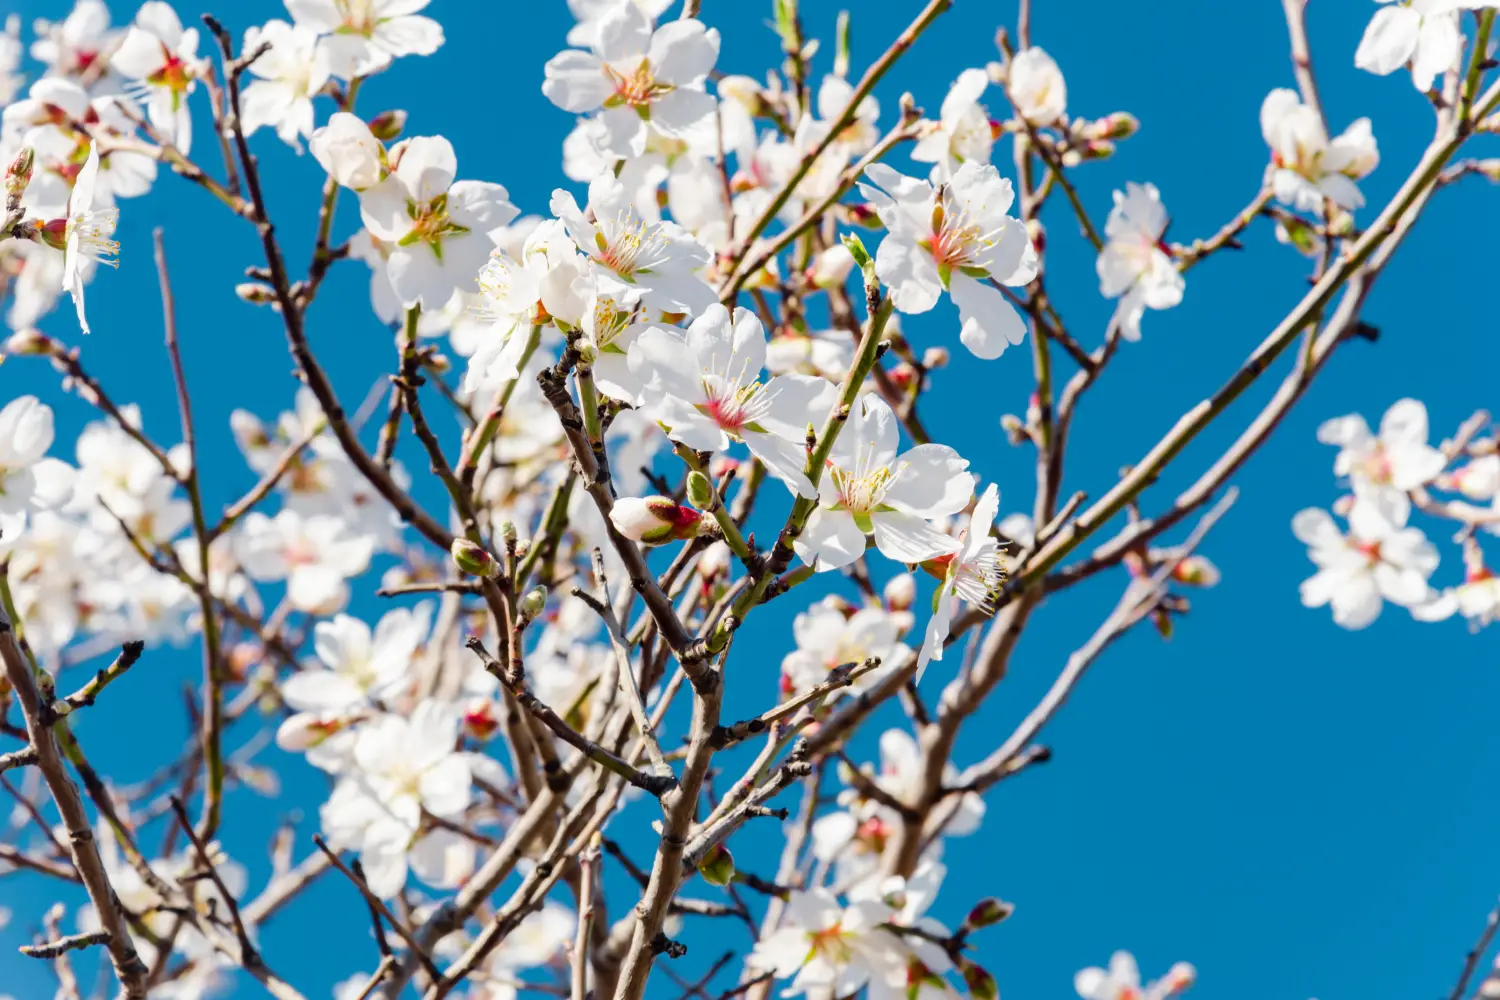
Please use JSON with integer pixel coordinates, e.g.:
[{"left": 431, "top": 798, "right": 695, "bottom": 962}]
[{"left": 1, "top": 1, "right": 1498, "bottom": 999}]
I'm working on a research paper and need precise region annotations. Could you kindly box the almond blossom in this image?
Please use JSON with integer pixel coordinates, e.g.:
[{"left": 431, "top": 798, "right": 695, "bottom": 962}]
[
  {"left": 110, "top": 1, "right": 205, "bottom": 152},
  {"left": 1293, "top": 500, "right": 1439, "bottom": 629},
  {"left": 43, "top": 142, "right": 118, "bottom": 335},
  {"left": 1317, "top": 397, "right": 1446, "bottom": 522},
  {"left": 565, "top": 0, "right": 674, "bottom": 46},
  {"left": 542, "top": 2, "right": 720, "bottom": 158},
  {"left": 285, "top": 0, "right": 444, "bottom": 79},
  {"left": 310, "top": 111, "right": 387, "bottom": 190},
  {"left": 236, "top": 508, "right": 375, "bottom": 613},
  {"left": 917, "top": 483, "right": 1003, "bottom": 679},
  {"left": 29, "top": 0, "right": 120, "bottom": 80},
  {"left": 1355, "top": 0, "right": 1470, "bottom": 91},
  {"left": 1076, "top": 951, "right": 1196, "bottom": 1000},
  {"left": 796, "top": 393, "right": 973, "bottom": 571},
  {"left": 748, "top": 888, "right": 904, "bottom": 998},
  {"left": 550, "top": 173, "right": 715, "bottom": 315},
  {"left": 238, "top": 20, "right": 330, "bottom": 148},
  {"left": 781, "top": 600, "right": 912, "bottom": 699},
  {"left": 0, "top": 395, "right": 72, "bottom": 539},
  {"left": 1097, "top": 182, "right": 1183, "bottom": 341},
  {"left": 910, "top": 68, "right": 996, "bottom": 182},
  {"left": 1261, "top": 88, "right": 1379, "bottom": 212},
  {"left": 818, "top": 74, "right": 882, "bottom": 157},
  {"left": 632, "top": 304, "right": 838, "bottom": 498},
  {"left": 859, "top": 161, "right": 1038, "bottom": 360},
  {"left": 357, "top": 135, "right": 518, "bottom": 308},
  {"left": 1007, "top": 46, "right": 1067, "bottom": 125}
]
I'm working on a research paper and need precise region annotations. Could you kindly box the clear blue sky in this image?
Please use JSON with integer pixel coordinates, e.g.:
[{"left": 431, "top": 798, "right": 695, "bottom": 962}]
[{"left": 2, "top": 1, "right": 1498, "bottom": 998}]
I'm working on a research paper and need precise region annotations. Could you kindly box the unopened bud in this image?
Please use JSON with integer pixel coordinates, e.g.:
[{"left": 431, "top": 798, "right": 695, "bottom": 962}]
[
  {"left": 685, "top": 470, "right": 717, "bottom": 510},
  {"left": 699, "top": 541, "right": 732, "bottom": 579},
  {"left": 500, "top": 520, "right": 518, "bottom": 546},
  {"left": 840, "top": 232, "right": 874, "bottom": 273},
  {"left": 1025, "top": 218, "right": 1046, "bottom": 255},
  {"left": 1085, "top": 138, "right": 1116, "bottom": 160},
  {"left": 367, "top": 109, "right": 407, "bottom": 142},
  {"left": 610, "top": 496, "right": 704, "bottom": 545},
  {"left": 462, "top": 697, "right": 500, "bottom": 741},
  {"left": 965, "top": 897, "right": 1015, "bottom": 928},
  {"left": 1000, "top": 413, "right": 1026, "bottom": 445},
  {"left": 884, "top": 573, "right": 916, "bottom": 611},
  {"left": 1478, "top": 159, "right": 1500, "bottom": 182},
  {"left": 451, "top": 538, "right": 501, "bottom": 579},
  {"left": 808, "top": 244, "right": 855, "bottom": 289},
  {"left": 960, "top": 961, "right": 999, "bottom": 1000},
  {"left": 4, "top": 330, "right": 52, "bottom": 356},
  {"left": 236, "top": 282, "right": 277, "bottom": 304},
  {"left": 921, "top": 346, "right": 949, "bottom": 370},
  {"left": 519, "top": 585, "right": 548, "bottom": 621},
  {"left": 1172, "top": 554, "right": 1220, "bottom": 588},
  {"left": 1090, "top": 112, "right": 1138, "bottom": 140},
  {"left": 5, "top": 146, "right": 34, "bottom": 198},
  {"left": 37, "top": 218, "right": 68, "bottom": 252},
  {"left": 1160, "top": 962, "right": 1196, "bottom": 995},
  {"left": 1275, "top": 216, "right": 1322, "bottom": 258},
  {"left": 276, "top": 712, "right": 348, "bottom": 751},
  {"left": 699, "top": 843, "right": 735, "bottom": 886},
  {"left": 846, "top": 202, "right": 881, "bottom": 228}
]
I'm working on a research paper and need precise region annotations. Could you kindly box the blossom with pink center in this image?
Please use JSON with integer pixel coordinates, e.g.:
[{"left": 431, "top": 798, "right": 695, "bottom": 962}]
[
  {"left": 859, "top": 161, "right": 1037, "bottom": 359},
  {"left": 1097, "top": 182, "right": 1183, "bottom": 341},
  {"left": 631, "top": 304, "right": 836, "bottom": 498},
  {"left": 1293, "top": 499, "right": 1439, "bottom": 630},
  {"left": 1317, "top": 398, "right": 1446, "bottom": 523}
]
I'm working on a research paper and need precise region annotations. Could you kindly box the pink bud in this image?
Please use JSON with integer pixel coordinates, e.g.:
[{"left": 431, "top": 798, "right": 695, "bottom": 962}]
[{"left": 610, "top": 497, "right": 703, "bottom": 545}]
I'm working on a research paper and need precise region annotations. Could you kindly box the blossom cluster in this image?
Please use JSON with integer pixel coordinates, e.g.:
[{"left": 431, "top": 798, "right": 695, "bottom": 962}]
[{"left": 1, "top": 0, "right": 1496, "bottom": 998}]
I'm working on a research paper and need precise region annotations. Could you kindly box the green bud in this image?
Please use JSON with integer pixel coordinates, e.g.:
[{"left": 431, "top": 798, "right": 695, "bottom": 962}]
[
  {"left": 965, "top": 898, "right": 1014, "bottom": 929},
  {"left": 368, "top": 109, "right": 407, "bottom": 142},
  {"left": 519, "top": 585, "right": 548, "bottom": 621},
  {"left": 685, "top": 470, "right": 716, "bottom": 510},
  {"left": 699, "top": 843, "right": 735, "bottom": 886},
  {"left": 451, "top": 538, "right": 501, "bottom": 579},
  {"left": 5, "top": 146, "right": 34, "bottom": 199},
  {"left": 500, "top": 520, "right": 518, "bottom": 546},
  {"left": 834, "top": 10, "right": 852, "bottom": 78},
  {"left": 961, "top": 961, "right": 999, "bottom": 1000}
]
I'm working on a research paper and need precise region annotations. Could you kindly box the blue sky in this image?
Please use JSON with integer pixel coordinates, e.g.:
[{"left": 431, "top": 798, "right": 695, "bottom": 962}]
[{"left": 2, "top": 0, "right": 1499, "bottom": 998}]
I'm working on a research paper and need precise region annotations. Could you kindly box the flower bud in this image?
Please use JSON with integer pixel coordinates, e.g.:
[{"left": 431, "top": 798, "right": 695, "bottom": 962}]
[
  {"left": 883, "top": 573, "right": 916, "bottom": 611},
  {"left": 1090, "top": 112, "right": 1138, "bottom": 140},
  {"left": 808, "top": 244, "right": 855, "bottom": 289},
  {"left": 462, "top": 697, "right": 500, "bottom": 741},
  {"left": 5, "top": 146, "right": 34, "bottom": 200},
  {"left": 499, "top": 520, "right": 518, "bottom": 545},
  {"left": 367, "top": 109, "right": 407, "bottom": 142},
  {"left": 236, "top": 282, "right": 277, "bottom": 304},
  {"left": 451, "top": 538, "right": 502, "bottom": 579},
  {"left": 309, "top": 112, "right": 386, "bottom": 190},
  {"left": 37, "top": 218, "right": 68, "bottom": 251},
  {"left": 1171, "top": 554, "right": 1220, "bottom": 588},
  {"left": 960, "top": 961, "right": 999, "bottom": 1000},
  {"left": 1025, "top": 218, "right": 1046, "bottom": 255},
  {"left": 840, "top": 232, "right": 875, "bottom": 272},
  {"left": 699, "top": 541, "right": 732, "bottom": 579},
  {"left": 965, "top": 897, "right": 1014, "bottom": 928},
  {"left": 1000, "top": 413, "right": 1026, "bottom": 445},
  {"left": 685, "top": 470, "right": 717, "bottom": 510},
  {"left": 1478, "top": 159, "right": 1500, "bottom": 182},
  {"left": 699, "top": 843, "right": 735, "bottom": 886},
  {"left": 1160, "top": 962, "right": 1196, "bottom": 996},
  {"left": 519, "top": 585, "right": 548, "bottom": 621},
  {"left": 4, "top": 330, "right": 53, "bottom": 356},
  {"left": 610, "top": 496, "right": 703, "bottom": 545},
  {"left": 921, "top": 346, "right": 949, "bottom": 370},
  {"left": 275, "top": 712, "right": 348, "bottom": 751},
  {"left": 846, "top": 202, "right": 881, "bottom": 228}
]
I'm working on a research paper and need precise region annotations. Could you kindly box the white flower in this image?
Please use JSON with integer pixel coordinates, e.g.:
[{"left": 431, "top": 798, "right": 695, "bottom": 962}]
[
  {"left": 796, "top": 394, "right": 973, "bottom": 571},
  {"left": 551, "top": 174, "right": 715, "bottom": 315},
  {"left": 1, "top": 18, "right": 22, "bottom": 105},
  {"left": 1317, "top": 398, "right": 1446, "bottom": 523},
  {"left": 1008, "top": 46, "right": 1067, "bottom": 125},
  {"left": 284, "top": 604, "right": 430, "bottom": 715},
  {"left": 565, "top": 0, "right": 674, "bottom": 46},
  {"left": 236, "top": 509, "right": 375, "bottom": 613},
  {"left": 0, "top": 396, "right": 74, "bottom": 539},
  {"left": 487, "top": 901, "right": 576, "bottom": 971},
  {"left": 358, "top": 135, "right": 518, "bottom": 308},
  {"left": 542, "top": 3, "right": 720, "bottom": 158},
  {"left": 1261, "top": 88, "right": 1379, "bottom": 212},
  {"left": 781, "top": 601, "right": 912, "bottom": 699},
  {"left": 1293, "top": 500, "right": 1439, "bottom": 630},
  {"left": 110, "top": 1, "right": 206, "bottom": 152},
  {"left": 766, "top": 327, "right": 855, "bottom": 382},
  {"left": 239, "top": 20, "right": 331, "bottom": 148},
  {"left": 1076, "top": 951, "right": 1196, "bottom": 1000},
  {"left": 285, "top": 0, "right": 444, "bottom": 79},
  {"left": 1356, "top": 0, "right": 1469, "bottom": 92},
  {"left": 1440, "top": 454, "right": 1500, "bottom": 499},
  {"left": 1097, "top": 182, "right": 1182, "bottom": 341},
  {"left": 1414, "top": 560, "right": 1500, "bottom": 629},
  {"left": 29, "top": 1, "right": 120, "bottom": 80},
  {"left": 910, "top": 68, "right": 995, "bottom": 182},
  {"left": 310, "top": 112, "right": 387, "bottom": 190},
  {"left": 917, "top": 484, "right": 1003, "bottom": 679},
  {"left": 53, "top": 142, "right": 120, "bottom": 336},
  {"left": 818, "top": 74, "right": 881, "bottom": 156},
  {"left": 860, "top": 161, "right": 1038, "bottom": 359},
  {"left": 749, "top": 888, "right": 903, "bottom": 997},
  {"left": 632, "top": 304, "right": 838, "bottom": 498}
]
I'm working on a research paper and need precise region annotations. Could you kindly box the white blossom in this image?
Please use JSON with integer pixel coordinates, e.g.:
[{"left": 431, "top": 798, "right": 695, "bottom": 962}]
[
  {"left": 1261, "top": 88, "right": 1378, "bottom": 212},
  {"left": 1293, "top": 500, "right": 1439, "bottom": 630},
  {"left": 1097, "top": 182, "right": 1182, "bottom": 341}
]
